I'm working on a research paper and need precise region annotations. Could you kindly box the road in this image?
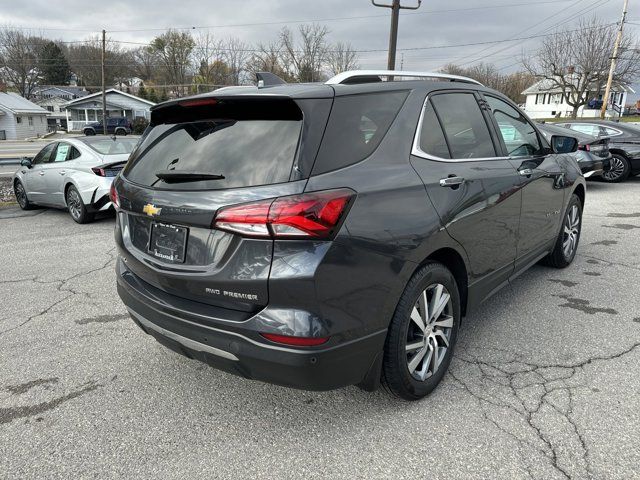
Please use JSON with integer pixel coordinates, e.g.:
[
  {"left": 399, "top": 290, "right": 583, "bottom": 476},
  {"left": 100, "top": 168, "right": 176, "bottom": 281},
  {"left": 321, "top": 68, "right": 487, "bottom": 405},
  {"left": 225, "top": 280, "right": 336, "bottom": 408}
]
[{"left": 0, "top": 179, "right": 639, "bottom": 479}]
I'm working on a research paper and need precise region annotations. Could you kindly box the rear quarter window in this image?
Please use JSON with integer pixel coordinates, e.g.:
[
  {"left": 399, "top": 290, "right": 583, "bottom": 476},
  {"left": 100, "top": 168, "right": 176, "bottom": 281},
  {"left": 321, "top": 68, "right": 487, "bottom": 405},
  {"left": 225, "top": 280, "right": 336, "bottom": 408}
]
[{"left": 312, "top": 90, "right": 409, "bottom": 175}]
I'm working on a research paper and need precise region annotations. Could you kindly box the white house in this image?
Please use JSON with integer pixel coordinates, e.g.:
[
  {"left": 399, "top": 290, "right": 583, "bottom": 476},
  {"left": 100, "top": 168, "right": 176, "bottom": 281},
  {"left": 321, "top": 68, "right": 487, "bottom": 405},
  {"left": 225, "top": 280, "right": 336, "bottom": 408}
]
[
  {"left": 32, "top": 86, "right": 89, "bottom": 131},
  {"left": 522, "top": 78, "right": 632, "bottom": 119},
  {"left": 0, "top": 92, "right": 49, "bottom": 140},
  {"left": 63, "top": 89, "right": 156, "bottom": 132}
]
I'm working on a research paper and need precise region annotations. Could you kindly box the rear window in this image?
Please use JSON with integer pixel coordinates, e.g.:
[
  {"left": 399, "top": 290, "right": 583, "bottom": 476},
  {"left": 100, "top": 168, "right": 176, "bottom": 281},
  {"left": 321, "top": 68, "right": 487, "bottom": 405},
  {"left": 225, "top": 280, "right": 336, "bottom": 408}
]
[
  {"left": 81, "top": 137, "right": 138, "bottom": 155},
  {"left": 123, "top": 119, "right": 301, "bottom": 190},
  {"left": 312, "top": 91, "right": 409, "bottom": 175}
]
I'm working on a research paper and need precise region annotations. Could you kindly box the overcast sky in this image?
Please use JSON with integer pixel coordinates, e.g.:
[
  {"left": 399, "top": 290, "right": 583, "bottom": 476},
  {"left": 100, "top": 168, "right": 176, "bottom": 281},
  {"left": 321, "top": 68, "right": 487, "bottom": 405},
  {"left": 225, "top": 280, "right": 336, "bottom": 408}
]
[{"left": 0, "top": 0, "right": 632, "bottom": 73}]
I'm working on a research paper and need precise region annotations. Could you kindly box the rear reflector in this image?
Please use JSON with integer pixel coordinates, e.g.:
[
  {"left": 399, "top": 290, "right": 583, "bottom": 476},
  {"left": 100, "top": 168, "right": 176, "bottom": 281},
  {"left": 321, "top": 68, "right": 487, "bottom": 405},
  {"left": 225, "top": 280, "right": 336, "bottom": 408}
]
[
  {"left": 109, "top": 183, "right": 120, "bottom": 208},
  {"left": 214, "top": 189, "right": 355, "bottom": 239},
  {"left": 260, "top": 333, "right": 330, "bottom": 347}
]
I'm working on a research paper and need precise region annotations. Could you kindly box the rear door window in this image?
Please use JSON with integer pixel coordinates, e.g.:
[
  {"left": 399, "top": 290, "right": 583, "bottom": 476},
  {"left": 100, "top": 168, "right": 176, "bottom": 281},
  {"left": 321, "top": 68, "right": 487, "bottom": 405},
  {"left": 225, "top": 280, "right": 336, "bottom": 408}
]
[
  {"left": 124, "top": 119, "right": 302, "bottom": 190},
  {"left": 52, "top": 143, "right": 71, "bottom": 162},
  {"left": 312, "top": 90, "right": 409, "bottom": 174},
  {"left": 430, "top": 93, "right": 496, "bottom": 159}
]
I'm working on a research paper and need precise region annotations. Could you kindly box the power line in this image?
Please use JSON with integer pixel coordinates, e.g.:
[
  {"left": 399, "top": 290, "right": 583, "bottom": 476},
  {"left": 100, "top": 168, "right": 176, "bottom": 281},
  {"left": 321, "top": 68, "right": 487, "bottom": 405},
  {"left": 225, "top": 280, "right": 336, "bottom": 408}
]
[{"left": 5, "top": 0, "right": 577, "bottom": 33}]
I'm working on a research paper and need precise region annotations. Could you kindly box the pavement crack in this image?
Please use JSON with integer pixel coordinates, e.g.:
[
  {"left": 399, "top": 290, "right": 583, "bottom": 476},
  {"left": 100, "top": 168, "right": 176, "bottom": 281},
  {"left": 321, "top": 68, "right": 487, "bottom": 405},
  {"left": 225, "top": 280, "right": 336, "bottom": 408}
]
[{"left": 0, "top": 247, "right": 117, "bottom": 336}]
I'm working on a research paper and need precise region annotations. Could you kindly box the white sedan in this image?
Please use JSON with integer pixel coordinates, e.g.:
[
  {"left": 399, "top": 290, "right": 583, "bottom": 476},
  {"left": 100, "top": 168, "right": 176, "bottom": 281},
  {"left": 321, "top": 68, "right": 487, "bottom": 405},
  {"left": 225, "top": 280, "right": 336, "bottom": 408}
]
[{"left": 13, "top": 136, "right": 138, "bottom": 223}]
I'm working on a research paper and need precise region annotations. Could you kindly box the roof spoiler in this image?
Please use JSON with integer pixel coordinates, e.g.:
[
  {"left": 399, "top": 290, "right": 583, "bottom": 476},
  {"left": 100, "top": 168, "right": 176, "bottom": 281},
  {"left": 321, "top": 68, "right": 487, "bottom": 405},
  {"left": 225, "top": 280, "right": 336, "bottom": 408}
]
[{"left": 256, "top": 72, "right": 287, "bottom": 88}]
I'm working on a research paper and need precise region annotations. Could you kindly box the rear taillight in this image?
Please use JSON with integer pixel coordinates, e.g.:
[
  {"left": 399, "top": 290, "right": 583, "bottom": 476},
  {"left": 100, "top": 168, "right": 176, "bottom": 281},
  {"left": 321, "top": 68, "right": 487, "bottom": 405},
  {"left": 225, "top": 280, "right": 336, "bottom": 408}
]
[
  {"left": 578, "top": 144, "right": 589, "bottom": 152},
  {"left": 92, "top": 167, "right": 106, "bottom": 176},
  {"left": 260, "top": 333, "right": 330, "bottom": 347},
  {"left": 109, "top": 183, "right": 119, "bottom": 208},
  {"left": 213, "top": 189, "right": 355, "bottom": 239}
]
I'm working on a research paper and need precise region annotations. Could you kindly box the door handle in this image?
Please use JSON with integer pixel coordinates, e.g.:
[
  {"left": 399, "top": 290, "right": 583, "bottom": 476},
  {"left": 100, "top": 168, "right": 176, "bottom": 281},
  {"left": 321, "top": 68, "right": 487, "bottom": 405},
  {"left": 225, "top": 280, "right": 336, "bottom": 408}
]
[
  {"left": 59, "top": 171, "right": 66, "bottom": 175},
  {"left": 38, "top": 171, "right": 45, "bottom": 176},
  {"left": 519, "top": 168, "right": 533, "bottom": 177},
  {"left": 439, "top": 176, "right": 465, "bottom": 188}
]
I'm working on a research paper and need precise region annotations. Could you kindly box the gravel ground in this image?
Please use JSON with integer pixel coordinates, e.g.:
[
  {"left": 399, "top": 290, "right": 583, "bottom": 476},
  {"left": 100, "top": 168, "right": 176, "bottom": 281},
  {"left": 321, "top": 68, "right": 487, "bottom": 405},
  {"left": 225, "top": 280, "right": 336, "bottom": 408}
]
[
  {"left": 0, "top": 178, "right": 15, "bottom": 204},
  {"left": 0, "top": 178, "right": 639, "bottom": 479}
]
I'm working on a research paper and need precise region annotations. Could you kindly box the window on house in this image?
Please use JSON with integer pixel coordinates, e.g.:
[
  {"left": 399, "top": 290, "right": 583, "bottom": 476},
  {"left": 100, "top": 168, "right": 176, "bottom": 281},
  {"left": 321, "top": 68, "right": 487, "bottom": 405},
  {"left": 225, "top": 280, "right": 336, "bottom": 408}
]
[
  {"left": 16, "top": 116, "right": 22, "bottom": 124},
  {"left": 46, "top": 106, "right": 54, "bottom": 112},
  {"left": 28, "top": 116, "right": 33, "bottom": 126}
]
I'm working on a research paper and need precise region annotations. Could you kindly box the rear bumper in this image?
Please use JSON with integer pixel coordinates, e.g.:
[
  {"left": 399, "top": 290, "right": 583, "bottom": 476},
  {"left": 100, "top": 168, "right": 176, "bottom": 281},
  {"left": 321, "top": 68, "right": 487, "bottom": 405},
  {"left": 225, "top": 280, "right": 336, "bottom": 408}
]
[
  {"left": 116, "top": 257, "right": 386, "bottom": 391},
  {"left": 579, "top": 158, "right": 605, "bottom": 178}
]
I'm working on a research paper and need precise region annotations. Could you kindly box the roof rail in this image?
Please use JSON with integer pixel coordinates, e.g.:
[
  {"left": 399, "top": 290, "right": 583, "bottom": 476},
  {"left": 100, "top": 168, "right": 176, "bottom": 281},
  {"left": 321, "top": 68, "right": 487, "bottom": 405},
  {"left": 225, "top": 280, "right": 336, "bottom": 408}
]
[{"left": 325, "top": 70, "right": 483, "bottom": 86}]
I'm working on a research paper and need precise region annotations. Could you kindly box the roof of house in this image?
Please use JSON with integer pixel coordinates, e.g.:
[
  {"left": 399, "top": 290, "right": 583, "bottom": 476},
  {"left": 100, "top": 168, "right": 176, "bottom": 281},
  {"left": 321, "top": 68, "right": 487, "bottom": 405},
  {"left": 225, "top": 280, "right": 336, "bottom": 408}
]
[
  {"left": 0, "top": 92, "right": 50, "bottom": 115},
  {"left": 63, "top": 88, "right": 155, "bottom": 107},
  {"left": 522, "top": 78, "right": 633, "bottom": 96},
  {"left": 32, "top": 85, "right": 90, "bottom": 99}
]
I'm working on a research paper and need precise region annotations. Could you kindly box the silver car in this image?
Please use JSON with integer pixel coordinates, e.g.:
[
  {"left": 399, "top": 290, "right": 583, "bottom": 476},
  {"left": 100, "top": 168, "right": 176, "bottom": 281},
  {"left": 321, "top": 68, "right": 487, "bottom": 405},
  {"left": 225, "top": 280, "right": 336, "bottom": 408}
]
[{"left": 13, "top": 136, "right": 138, "bottom": 223}]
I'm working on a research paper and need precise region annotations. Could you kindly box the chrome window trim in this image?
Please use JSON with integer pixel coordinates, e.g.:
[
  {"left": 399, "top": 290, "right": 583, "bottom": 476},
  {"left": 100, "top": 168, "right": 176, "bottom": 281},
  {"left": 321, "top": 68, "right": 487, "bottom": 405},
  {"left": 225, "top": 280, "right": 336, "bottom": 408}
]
[{"left": 411, "top": 94, "right": 511, "bottom": 163}]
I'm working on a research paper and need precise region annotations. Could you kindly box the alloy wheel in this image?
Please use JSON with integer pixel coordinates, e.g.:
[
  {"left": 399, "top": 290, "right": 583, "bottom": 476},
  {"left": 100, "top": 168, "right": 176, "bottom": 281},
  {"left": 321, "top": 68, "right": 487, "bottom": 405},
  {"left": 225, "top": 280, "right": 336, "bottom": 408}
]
[
  {"left": 562, "top": 204, "right": 580, "bottom": 259},
  {"left": 14, "top": 182, "right": 27, "bottom": 208},
  {"left": 67, "top": 189, "right": 82, "bottom": 220},
  {"left": 603, "top": 156, "right": 625, "bottom": 181},
  {"left": 405, "top": 283, "right": 453, "bottom": 381}
]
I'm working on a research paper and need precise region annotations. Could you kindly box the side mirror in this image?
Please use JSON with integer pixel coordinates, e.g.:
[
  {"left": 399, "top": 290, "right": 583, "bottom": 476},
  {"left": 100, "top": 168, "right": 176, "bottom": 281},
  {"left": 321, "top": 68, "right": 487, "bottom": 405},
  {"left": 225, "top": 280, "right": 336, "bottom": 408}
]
[
  {"left": 20, "top": 158, "right": 33, "bottom": 168},
  {"left": 550, "top": 135, "right": 578, "bottom": 154}
]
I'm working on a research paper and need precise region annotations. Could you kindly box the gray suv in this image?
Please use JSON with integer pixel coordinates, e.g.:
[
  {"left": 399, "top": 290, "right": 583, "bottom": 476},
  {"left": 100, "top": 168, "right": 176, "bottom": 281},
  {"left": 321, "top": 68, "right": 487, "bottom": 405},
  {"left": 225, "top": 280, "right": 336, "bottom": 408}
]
[{"left": 111, "top": 71, "right": 584, "bottom": 400}]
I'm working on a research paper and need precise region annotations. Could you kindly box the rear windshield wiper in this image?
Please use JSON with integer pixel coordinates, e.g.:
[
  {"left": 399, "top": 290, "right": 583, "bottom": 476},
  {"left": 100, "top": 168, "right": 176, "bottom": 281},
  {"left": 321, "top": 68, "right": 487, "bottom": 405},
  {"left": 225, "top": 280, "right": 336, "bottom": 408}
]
[{"left": 155, "top": 171, "right": 225, "bottom": 183}]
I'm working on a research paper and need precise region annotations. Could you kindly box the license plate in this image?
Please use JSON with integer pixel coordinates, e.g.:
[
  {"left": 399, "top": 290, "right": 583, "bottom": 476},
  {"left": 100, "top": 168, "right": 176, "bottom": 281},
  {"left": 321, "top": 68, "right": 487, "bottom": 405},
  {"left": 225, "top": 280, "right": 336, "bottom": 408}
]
[{"left": 148, "top": 222, "right": 188, "bottom": 263}]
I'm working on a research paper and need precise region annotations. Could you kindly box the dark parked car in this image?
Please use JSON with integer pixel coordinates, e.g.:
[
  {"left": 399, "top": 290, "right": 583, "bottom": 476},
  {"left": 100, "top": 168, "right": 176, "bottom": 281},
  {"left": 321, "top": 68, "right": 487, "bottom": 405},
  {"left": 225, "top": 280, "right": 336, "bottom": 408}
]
[
  {"left": 83, "top": 117, "right": 132, "bottom": 136},
  {"left": 111, "top": 70, "right": 585, "bottom": 400},
  {"left": 558, "top": 119, "right": 640, "bottom": 182},
  {"left": 537, "top": 122, "right": 611, "bottom": 178}
]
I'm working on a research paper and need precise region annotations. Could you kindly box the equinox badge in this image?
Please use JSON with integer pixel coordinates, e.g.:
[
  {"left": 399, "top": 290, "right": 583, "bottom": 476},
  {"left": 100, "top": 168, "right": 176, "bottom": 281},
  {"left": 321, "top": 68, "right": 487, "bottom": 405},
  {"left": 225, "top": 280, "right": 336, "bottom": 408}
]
[{"left": 143, "top": 204, "right": 162, "bottom": 217}]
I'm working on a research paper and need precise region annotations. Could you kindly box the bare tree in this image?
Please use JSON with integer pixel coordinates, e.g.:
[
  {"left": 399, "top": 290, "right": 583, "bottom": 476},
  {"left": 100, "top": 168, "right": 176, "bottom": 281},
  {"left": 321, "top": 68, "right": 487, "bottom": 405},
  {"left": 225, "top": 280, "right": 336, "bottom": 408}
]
[
  {"left": 132, "top": 46, "right": 158, "bottom": 82},
  {"left": 280, "top": 24, "right": 330, "bottom": 82},
  {"left": 65, "top": 38, "right": 135, "bottom": 90},
  {"left": 150, "top": 29, "right": 195, "bottom": 96},
  {"left": 326, "top": 41, "right": 359, "bottom": 76},
  {"left": 245, "top": 42, "right": 295, "bottom": 82},
  {"left": 192, "top": 31, "right": 228, "bottom": 89},
  {"left": 223, "top": 37, "right": 250, "bottom": 85},
  {"left": 441, "top": 63, "right": 534, "bottom": 104},
  {"left": 0, "top": 28, "right": 43, "bottom": 97},
  {"left": 523, "top": 17, "right": 640, "bottom": 117}
]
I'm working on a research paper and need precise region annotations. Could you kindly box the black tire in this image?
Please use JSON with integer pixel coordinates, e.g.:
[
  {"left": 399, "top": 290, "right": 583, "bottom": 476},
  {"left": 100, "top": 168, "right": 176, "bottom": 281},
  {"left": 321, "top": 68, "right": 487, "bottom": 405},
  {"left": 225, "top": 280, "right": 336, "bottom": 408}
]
[
  {"left": 601, "top": 154, "right": 630, "bottom": 183},
  {"left": 14, "top": 180, "right": 34, "bottom": 210},
  {"left": 382, "top": 262, "right": 461, "bottom": 400},
  {"left": 544, "top": 193, "right": 582, "bottom": 268},
  {"left": 114, "top": 128, "right": 127, "bottom": 136},
  {"left": 66, "top": 185, "right": 94, "bottom": 224},
  {"left": 83, "top": 129, "right": 95, "bottom": 136}
]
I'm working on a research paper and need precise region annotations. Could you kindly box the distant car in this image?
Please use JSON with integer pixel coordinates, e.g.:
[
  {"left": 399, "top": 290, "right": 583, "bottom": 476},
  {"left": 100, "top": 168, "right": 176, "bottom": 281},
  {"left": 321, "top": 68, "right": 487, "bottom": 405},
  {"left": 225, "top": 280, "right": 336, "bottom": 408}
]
[
  {"left": 83, "top": 117, "right": 132, "bottom": 136},
  {"left": 537, "top": 122, "right": 611, "bottom": 178},
  {"left": 558, "top": 120, "right": 640, "bottom": 182},
  {"left": 13, "top": 136, "right": 138, "bottom": 223}
]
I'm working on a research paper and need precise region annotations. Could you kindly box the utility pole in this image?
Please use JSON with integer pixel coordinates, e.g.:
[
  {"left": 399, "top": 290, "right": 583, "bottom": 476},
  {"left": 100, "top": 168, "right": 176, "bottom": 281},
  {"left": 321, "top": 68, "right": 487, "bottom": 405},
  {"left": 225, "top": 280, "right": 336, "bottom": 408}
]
[
  {"left": 600, "top": 0, "right": 628, "bottom": 119},
  {"left": 371, "top": 0, "right": 421, "bottom": 71},
  {"left": 101, "top": 29, "right": 107, "bottom": 135}
]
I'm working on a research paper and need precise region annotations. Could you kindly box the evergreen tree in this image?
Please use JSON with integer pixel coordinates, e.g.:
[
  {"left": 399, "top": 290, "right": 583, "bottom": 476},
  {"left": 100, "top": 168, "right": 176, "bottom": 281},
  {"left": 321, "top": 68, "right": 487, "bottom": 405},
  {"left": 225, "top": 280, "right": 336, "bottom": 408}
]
[
  {"left": 38, "top": 41, "right": 70, "bottom": 85},
  {"left": 147, "top": 88, "right": 158, "bottom": 103},
  {"left": 159, "top": 89, "right": 169, "bottom": 102},
  {"left": 137, "top": 83, "right": 148, "bottom": 100}
]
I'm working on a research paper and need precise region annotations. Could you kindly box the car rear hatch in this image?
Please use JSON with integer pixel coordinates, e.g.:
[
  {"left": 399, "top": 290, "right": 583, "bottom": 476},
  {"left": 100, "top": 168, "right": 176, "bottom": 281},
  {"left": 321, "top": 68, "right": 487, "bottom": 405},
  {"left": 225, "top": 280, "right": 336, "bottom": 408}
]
[{"left": 115, "top": 92, "right": 333, "bottom": 313}]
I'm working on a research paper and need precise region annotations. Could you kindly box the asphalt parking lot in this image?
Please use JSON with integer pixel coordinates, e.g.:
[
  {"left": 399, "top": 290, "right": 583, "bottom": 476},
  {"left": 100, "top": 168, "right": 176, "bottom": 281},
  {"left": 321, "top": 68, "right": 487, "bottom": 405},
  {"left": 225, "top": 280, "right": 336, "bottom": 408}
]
[{"left": 1, "top": 179, "right": 639, "bottom": 479}]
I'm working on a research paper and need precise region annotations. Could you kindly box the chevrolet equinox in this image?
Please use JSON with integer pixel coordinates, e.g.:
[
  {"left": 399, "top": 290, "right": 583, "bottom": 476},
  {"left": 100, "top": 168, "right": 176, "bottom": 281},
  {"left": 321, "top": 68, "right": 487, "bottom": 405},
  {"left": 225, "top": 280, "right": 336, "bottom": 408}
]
[{"left": 112, "top": 70, "right": 585, "bottom": 400}]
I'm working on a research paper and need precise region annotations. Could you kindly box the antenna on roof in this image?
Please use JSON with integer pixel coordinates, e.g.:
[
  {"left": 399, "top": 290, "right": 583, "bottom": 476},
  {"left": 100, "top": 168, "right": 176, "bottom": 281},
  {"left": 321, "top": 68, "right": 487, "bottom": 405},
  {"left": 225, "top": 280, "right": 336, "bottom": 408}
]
[{"left": 256, "top": 72, "right": 287, "bottom": 88}]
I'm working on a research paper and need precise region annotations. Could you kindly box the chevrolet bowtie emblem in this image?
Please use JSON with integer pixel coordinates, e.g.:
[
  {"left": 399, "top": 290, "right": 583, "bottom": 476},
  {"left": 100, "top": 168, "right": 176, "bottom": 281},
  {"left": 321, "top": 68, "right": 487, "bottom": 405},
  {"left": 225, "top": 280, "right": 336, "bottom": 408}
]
[{"left": 143, "top": 204, "right": 162, "bottom": 217}]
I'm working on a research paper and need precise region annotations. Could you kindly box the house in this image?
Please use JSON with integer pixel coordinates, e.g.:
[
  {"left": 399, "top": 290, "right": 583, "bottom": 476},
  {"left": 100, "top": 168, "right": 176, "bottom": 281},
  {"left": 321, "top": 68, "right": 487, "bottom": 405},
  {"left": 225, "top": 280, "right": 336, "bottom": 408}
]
[
  {"left": 522, "top": 78, "right": 632, "bottom": 119},
  {"left": 0, "top": 92, "right": 49, "bottom": 140},
  {"left": 32, "top": 86, "right": 89, "bottom": 131},
  {"left": 63, "top": 89, "right": 156, "bottom": 132}
]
